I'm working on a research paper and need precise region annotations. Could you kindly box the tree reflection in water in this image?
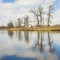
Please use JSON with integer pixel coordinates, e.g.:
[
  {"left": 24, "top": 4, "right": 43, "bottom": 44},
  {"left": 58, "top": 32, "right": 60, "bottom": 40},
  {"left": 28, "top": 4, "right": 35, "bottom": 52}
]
[
  {"left": 40, "top": 32, "right": 44, "bottom": 53},
  {"left": 8, "top": 31, "right": 14, "bottom": 38},
  {"left": 18, "top": 31, "right": 22, "bottom": 41},
  {"left": 48, "top": 32, "right": 54, "bottom": 53},
  {"left": 24, "top": 31, "right": 29, "bottom": 43},
  {"left": 32, "top": 32, "right": 44, "bottom": 53},
  {"left": 7, "top": 31, "right": 54, "bottom": 53},
  {"left": 17, "top": 31, "right": 29, "bottom": 42},
  {"left": 32, "top": 32, "right": 54, "bottom": 53}
]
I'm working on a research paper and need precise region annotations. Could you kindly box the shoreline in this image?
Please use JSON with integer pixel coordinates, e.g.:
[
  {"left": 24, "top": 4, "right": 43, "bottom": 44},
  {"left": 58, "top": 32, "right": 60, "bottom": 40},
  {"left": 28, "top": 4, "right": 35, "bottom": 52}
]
[{"left": 0, "top": 26, "right": 60, "bottom": 31}]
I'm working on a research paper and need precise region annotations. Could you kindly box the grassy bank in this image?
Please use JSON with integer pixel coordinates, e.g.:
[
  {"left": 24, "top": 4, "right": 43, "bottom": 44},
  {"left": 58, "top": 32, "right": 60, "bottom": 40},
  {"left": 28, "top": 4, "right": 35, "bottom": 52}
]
[{"left": 0, "top": 26, "right": 60, "bottom": 31}]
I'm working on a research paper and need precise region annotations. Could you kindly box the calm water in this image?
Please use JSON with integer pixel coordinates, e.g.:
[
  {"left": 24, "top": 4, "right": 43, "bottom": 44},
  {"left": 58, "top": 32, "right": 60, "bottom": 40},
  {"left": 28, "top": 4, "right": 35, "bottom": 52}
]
[{"left": 0, "top": 31, "right": 60, "bottom": 60}]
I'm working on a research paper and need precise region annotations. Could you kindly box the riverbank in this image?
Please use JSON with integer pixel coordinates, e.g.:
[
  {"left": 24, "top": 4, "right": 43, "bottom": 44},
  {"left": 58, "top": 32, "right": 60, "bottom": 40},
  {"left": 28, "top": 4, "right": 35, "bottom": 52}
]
[{"left": 0, "top": 26, "right": 60, "bottom": 31}]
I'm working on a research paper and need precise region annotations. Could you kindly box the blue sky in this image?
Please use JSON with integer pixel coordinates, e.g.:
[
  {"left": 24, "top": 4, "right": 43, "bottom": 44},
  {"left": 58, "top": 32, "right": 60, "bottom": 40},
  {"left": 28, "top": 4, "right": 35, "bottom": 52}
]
[
  {"left": 3, "top": 0, "right": 60, "bottom": 9},
  {"left": 0, "top": 0, "right": 60, "bottom": 26},
  {"left": 54, "top": 0, "right": 60, "bottom": 10},
  {"left": 3, "top": 0, "right": 15, "bottom": 3}
]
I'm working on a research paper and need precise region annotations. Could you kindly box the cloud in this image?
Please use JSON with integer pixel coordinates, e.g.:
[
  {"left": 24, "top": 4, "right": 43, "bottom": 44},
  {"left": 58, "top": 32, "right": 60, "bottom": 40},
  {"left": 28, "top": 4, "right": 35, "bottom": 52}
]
[
  {"left": 52, "top": 9, "right": 60, "bottom": 25},
  {"left": 15, "top": 0, "right": 56, "bottom": 6},
  {"left": 0, "top": 0, "right": 58, "bottom": 26},
  {"left": 41, "top": 0, "right": 56, "bottom": 7},
  {"left": 14, "top": 0, "right": 41, "bottom": 6}
]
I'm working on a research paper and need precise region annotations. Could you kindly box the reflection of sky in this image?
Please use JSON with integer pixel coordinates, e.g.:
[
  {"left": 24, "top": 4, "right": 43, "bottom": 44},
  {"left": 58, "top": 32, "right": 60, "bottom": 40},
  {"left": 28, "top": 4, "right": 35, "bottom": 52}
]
[
  {"left": 0, "top": 31, "right": 60, "bottom": 60},
  {"left": 1, "top": 55, "right": 37, "bottom": 60},
  {"left": 0, "top": 31, "right": 38, "bottom": 57},
  {"left": 53, "top": 43, "right": 60, "bottom": 60}
]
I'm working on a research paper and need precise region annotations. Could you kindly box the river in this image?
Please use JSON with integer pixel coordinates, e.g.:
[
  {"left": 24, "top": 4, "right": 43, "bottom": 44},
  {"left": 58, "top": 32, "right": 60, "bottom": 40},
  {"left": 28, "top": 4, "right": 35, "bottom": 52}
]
[{"left": 0, "top": 31, "right": 60, "bottom": 60}]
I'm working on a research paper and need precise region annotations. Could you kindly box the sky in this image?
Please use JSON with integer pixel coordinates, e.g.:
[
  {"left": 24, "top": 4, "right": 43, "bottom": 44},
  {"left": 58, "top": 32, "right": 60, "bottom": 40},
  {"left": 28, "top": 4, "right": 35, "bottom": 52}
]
[
  {"left": 3, "top": 0, "right": 15, "bottom": 3},
  {"left": 0, "top": 0, "right": 60, "bottom": 26}
]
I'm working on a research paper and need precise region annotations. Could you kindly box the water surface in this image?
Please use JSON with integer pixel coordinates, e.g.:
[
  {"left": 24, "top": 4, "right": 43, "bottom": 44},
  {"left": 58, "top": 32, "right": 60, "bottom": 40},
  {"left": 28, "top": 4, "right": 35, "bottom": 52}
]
[{"left": 0, "top": 31, "right": 60, "bottom": 60}]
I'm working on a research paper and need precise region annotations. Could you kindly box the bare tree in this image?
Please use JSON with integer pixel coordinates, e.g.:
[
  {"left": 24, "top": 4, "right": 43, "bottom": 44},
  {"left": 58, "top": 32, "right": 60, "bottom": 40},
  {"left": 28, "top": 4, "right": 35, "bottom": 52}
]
[
  {"left": 30, "top": 8, "right": 39, "bottom": 26},
  {"left": 30, "top": 6, "right": 43, "bottom": 27},
  {"left": 15, "top": 21, "right": 17, "bottom": 27},
  {"left": 17, "top": 18, "right": 21, "bottom": 27},
  {"left": 24, "top": 15, "right": 29, "bottom": 28},
  {"left": 47, "top": 5, "right": 53, "bottom": 26},
  {"left": 38, "top": 7, "right": 43, "bottom": 26}
]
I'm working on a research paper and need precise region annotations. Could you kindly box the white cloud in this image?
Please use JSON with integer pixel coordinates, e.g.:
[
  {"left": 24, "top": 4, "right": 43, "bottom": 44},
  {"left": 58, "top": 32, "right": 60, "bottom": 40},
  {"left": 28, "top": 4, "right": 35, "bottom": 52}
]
[
  {"left": 14, "top": 0, "right": 42, "bottom": 6},
  {"left": 0, "top": 0, "right": 58, "bottom": 26},
  {"left": 52, "top": 9, "right": 60, "bottom": 25}
]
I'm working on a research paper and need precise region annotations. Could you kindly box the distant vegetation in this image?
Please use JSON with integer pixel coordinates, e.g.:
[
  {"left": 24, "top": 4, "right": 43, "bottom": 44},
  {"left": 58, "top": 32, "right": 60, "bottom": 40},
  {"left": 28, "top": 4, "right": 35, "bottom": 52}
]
[
  {"left": 0, "top": 5, "right": 60, "bottom": 31},
  {"left": 7, "top": 22, "right": 14, "bottom": 28}
]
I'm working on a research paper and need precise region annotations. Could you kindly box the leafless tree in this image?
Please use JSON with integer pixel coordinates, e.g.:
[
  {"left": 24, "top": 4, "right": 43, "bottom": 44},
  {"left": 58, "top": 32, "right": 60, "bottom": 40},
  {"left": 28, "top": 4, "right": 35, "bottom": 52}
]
[
  {"left": 17, "top": 18, "right": 21, "bottom": 27},
  {"left": 47, "top": 5, "right": 53, "bottom": 26},
  {"left": 24, "top": 15, "right": 29, "bottom": 28},
  {"left": 38, "top": 7, "right": 43, "bottom": 26},
  {"left": 30, "top": 8, "right": 39, "bottom": 26},
  {"left": 30, "top": 6, "right": 44, "bottom": 27}
]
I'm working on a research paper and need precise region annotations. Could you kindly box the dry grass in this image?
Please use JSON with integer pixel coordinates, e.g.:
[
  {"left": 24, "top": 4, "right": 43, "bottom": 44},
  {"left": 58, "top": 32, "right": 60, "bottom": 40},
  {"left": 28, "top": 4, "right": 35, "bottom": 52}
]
[{"left": 0, "top": 26, "right": 60, "bottom": 31}]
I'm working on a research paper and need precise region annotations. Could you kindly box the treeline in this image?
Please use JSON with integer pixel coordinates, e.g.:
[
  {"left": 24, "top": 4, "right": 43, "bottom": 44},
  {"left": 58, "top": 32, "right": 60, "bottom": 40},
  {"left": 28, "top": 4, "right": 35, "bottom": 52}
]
[
  {"left": 14, "top": 5, "right": 54, "bottom": 28},
  {"left": 0, "top": 5, "right": 56, "bottom": 29}
]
